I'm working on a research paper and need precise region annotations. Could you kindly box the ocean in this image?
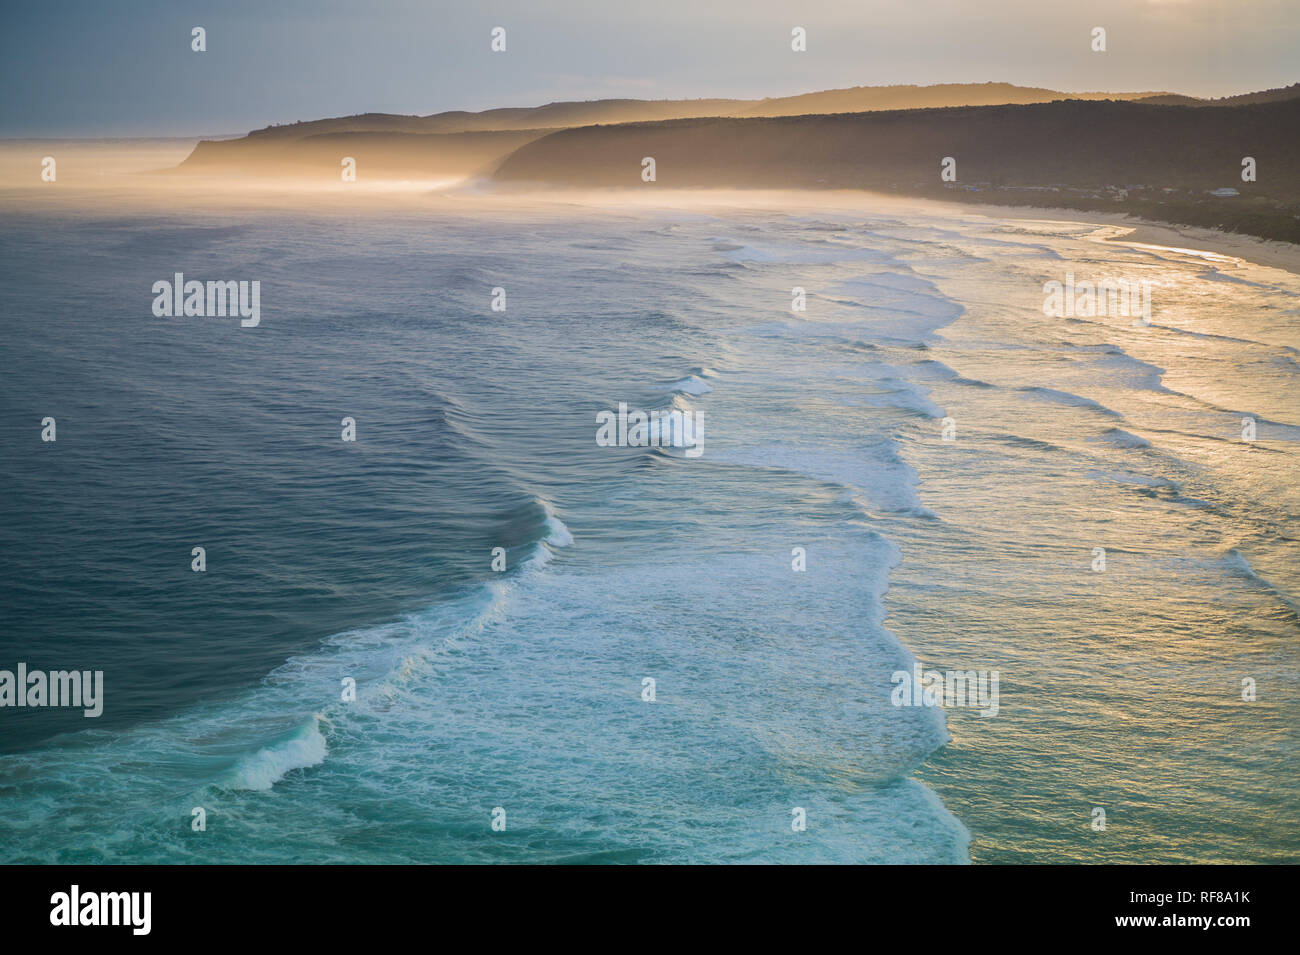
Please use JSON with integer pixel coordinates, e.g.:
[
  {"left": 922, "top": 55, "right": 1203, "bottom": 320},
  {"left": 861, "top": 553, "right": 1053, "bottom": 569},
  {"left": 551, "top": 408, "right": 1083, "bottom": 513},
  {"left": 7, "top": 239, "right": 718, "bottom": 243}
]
[{"left": 1, "top": 183, "right": 1297, "bottom": 863}]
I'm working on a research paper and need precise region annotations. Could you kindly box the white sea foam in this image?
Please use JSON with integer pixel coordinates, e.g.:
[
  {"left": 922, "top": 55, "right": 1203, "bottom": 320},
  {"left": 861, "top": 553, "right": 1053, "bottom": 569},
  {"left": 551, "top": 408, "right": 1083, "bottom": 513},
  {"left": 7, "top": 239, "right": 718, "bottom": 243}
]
[
  {"left": 664, "top": 375, "right": 714, "bottom": 395},
  {"left": 227, "top": 717, "right": 328, "bottom": 791},
  {"left": 523, "top": 500, "right": 574, "bottom": 568}
]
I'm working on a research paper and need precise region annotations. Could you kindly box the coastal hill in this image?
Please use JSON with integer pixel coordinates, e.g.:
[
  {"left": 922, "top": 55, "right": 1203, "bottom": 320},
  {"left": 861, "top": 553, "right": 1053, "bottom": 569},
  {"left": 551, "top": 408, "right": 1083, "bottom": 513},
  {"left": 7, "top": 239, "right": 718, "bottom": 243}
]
[
  {"left": 180, "top": 127, "right": 557, "bottom": 180},
  {"left": 178, "top": 82, "right": 1176, "bottom": 178},
  {"left": 491, "top": 96, "right": 1300, "bottom": 242},
  {"left": 1132, "top": 82, "right": 1300, "bottom": 107},
  {"left": 175, "top": 81, "right": 1300, "bottom": 242},
  {"left": 493, "top": 97, "right": 1300, "bottom": 194},
  {"left": 212, "top": 81, "right": 1179, "bottom": 139}
]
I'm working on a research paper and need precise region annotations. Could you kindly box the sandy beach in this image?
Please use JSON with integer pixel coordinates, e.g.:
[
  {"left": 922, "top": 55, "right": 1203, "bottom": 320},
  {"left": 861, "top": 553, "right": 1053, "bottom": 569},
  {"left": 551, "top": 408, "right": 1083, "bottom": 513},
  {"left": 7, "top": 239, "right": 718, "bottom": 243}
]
[{"left": 970, "top": 203, "right": 1300, "bottom": 276}]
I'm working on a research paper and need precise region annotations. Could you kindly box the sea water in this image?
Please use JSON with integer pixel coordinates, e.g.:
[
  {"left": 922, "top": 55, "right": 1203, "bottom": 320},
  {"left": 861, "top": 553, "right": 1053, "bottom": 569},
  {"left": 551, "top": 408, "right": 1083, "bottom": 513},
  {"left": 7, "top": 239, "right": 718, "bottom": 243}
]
[{"left": 0, "top": 186, "right": 1296, "bottom": 863}]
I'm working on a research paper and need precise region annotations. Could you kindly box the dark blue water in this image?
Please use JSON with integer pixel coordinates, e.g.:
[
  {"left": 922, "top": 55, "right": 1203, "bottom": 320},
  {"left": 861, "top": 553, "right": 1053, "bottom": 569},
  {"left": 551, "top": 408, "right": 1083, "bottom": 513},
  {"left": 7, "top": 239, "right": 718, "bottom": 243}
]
[{"left": 1, "top": 210, "right": 610, "bottom": 747}]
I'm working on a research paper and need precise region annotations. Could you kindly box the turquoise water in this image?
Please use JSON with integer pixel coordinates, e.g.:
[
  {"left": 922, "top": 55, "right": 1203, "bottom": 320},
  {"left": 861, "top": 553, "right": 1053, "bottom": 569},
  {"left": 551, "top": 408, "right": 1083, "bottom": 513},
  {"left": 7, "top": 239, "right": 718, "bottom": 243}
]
[{"left": 1, "top": 193, "right": 1296, "bottom": 862}]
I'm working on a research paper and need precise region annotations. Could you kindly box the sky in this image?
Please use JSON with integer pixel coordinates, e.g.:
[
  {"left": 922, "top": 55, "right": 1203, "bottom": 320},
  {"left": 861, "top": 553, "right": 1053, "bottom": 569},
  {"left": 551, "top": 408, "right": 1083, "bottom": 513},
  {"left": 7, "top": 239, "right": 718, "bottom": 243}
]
[{"left": 1, "top": 0, "right": 1296, "bottom": 138}]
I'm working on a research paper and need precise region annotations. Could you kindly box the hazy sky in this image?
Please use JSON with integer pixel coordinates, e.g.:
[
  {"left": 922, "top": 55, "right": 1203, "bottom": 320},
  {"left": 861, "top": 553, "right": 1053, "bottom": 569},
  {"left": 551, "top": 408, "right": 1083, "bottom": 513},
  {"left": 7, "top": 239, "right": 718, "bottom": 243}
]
[{"left": 2, "top": 0, "right": 1295, "bottom": 137}]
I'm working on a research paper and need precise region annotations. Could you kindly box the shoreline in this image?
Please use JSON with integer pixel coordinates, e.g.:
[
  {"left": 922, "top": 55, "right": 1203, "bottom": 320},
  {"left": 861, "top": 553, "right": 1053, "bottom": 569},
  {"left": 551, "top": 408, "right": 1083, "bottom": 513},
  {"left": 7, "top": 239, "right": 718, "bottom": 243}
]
[{"left": 959, "top": 202, "right": 1300, "bottom": 275}]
